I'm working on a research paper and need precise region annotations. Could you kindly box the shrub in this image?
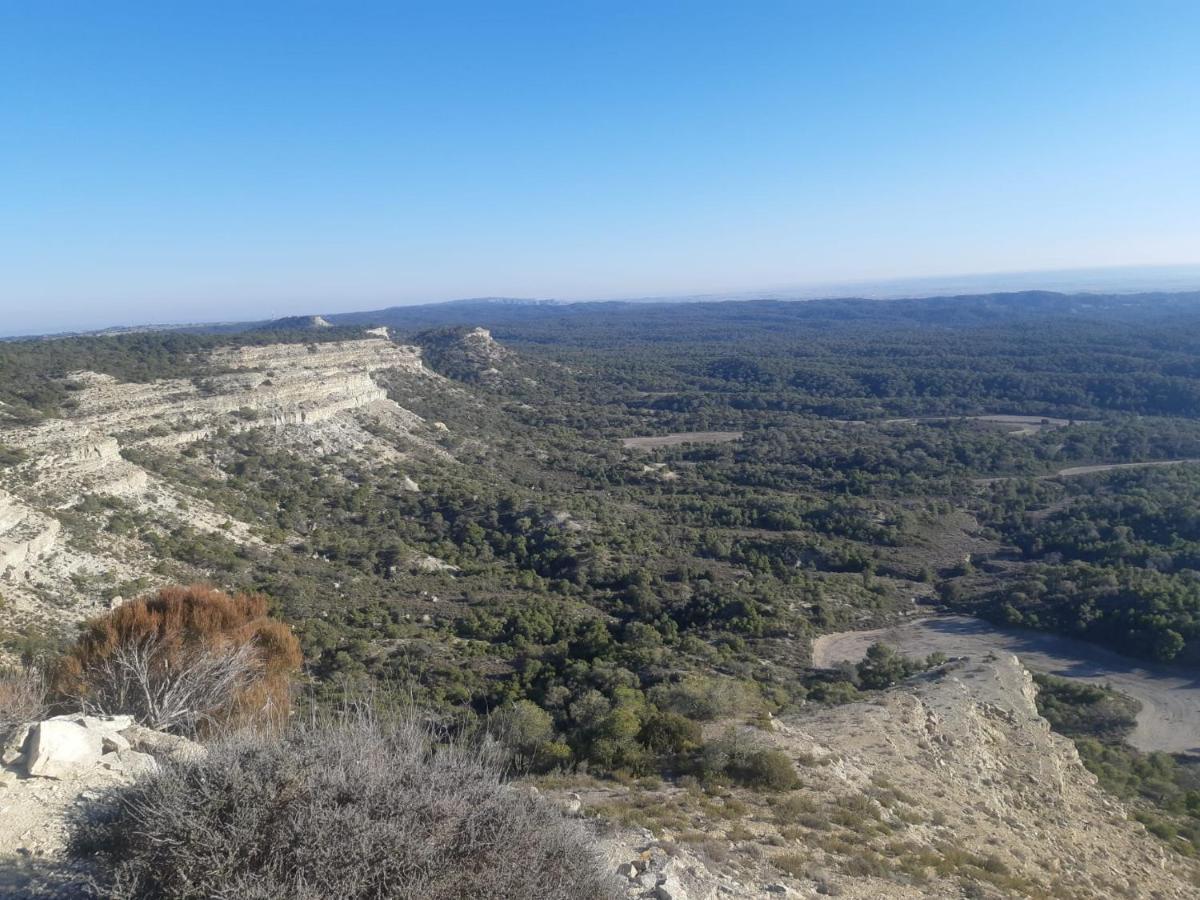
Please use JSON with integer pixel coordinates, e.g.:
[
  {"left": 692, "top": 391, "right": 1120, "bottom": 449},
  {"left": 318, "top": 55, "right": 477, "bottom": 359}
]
[
  {"left": 53, "top": 585, "right": 301, "bottom": 735},
  {"left": 696, "top": 730, "right": 801, "bottom": 790},
  {"left": 637, "top": 709, "right": 702, "bottom": 756},
  {"left": 74, "top": 706, "right": 617, "bottom": 900},
  {"left": 488, "top": 699, "right": 570, "bottom": 772},
  {"left": 0, "top": 664, "right": 45, "bottom": 739},
  {"left": 855, "top": 642, "right": 922, "bottom": 690},
  {"left": 734, "top": 748, "right": 802, "bottom": 791},
  {"left": 648, "top": 674, "right": 762, "bottom": 721}
]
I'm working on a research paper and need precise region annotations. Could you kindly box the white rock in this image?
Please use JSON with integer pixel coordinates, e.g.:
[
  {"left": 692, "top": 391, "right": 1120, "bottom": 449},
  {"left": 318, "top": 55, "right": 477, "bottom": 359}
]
[
  {"left": 120, "top": 724, "right": 206, "bottom": 763},
  {"left": 655, "top": 875, "right": 689, "bottom": 900},
  {"left": 636, "top": 870, "right": 659, "bottom": 890},
  {"left": 1, "top": 723, "right": 32, "bottom": 766},
  {"left": 25, "top": 720, "right": 103, "bottom": 779},
  {"left": 102, "top": 731, "right": 131, "bottom": 753},
  {"left": 112, "top": 749, "right": 159, "bottom": 777},
  {"left": 51, "top": 713, "right": 135, "bottom": 735}
]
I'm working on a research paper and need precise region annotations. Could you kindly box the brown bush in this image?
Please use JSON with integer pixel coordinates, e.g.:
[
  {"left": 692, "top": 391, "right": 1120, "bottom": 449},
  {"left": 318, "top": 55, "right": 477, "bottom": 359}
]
[
  {"left": 0, "top": 664, "right": 46, "bottom": 739},
  {"left": 53, "top": 585, "right": 301, "bottom": 735}
]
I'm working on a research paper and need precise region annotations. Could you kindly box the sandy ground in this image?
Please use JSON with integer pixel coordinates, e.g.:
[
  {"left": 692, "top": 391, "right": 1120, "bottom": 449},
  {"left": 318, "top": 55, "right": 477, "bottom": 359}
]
[
  {"left": 621, "top": 431, "right": 743, "bottom": 449},
  {"left": 812, "top": 615, "right": 1200, "bottom": 756}
]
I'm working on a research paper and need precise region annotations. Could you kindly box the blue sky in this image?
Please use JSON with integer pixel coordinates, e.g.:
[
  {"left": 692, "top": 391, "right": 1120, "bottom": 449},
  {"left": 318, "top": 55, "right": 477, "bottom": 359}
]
[{"left": 2, "top": 1, "right": 1199, "bottom": 333}]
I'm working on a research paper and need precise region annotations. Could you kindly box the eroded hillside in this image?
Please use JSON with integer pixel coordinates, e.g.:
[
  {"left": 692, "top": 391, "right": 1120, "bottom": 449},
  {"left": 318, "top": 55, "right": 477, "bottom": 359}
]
[
  {"left": 0, "top": 336, "right": 441, "bottom": 637},
  {"left": 595, "top": 654, "right": 1200, "bottom": 899}
]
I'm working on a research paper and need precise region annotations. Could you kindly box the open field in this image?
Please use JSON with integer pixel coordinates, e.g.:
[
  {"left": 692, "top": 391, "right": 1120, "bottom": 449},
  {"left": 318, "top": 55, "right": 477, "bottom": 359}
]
[
  {"left": 813, "top": 615, "right": 1200, "bottom": 756},
  {"left": 621, "top": 430, "right": 743, "bottom": 449}
]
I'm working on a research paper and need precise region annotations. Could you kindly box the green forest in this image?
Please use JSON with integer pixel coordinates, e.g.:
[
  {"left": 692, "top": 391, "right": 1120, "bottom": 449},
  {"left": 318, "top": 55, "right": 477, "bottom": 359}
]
[{"left": 6, "top": 291, "right": 1200, "bottom": 783}]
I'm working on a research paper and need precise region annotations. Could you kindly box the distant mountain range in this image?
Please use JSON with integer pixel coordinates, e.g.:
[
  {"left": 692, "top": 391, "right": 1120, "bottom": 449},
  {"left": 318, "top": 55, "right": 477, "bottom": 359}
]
[{"left": 9, "top": 285, "right": 1200, "bottom": 343}]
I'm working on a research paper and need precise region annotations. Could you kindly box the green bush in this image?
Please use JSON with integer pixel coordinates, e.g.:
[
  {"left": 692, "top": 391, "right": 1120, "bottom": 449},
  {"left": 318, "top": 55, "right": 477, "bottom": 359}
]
[
  {"left": 637, "top": 709, "right": 702, "bottom": 755},
  {"left": 734, "top": 748, "right": 802, "bottom": 791},
  {"left": 696, "top": 730, "right": 801, "bottom": 791}
]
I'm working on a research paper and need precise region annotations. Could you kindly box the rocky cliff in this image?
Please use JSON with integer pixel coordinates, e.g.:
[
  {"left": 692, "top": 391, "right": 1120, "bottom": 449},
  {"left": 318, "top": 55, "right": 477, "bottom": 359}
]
[{"left": 0, "top": 337, "right": 438, "bottom": 635}]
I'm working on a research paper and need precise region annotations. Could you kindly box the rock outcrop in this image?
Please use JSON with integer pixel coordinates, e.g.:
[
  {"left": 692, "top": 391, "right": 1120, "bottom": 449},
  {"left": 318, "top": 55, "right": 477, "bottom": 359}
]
[
  {"left": 593, "top": 655, "right": 1200, "bottom": 899},
  {"left": 0, "top": 337, "right": 438, "bottom": 632},
  {"left": 413, "top": 325, "right": 523, "bottom": 383},
  {"left": 0, "top": 715, "right": 201, "bottom": 895}
]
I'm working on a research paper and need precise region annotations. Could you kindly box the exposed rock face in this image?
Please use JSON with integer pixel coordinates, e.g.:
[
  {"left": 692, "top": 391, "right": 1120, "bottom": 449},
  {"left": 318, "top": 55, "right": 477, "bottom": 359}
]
[
  {"left": 414, "top": 325, "right": 519, "bottom": 383},
  {"left": 0, "top": 490, "right": 61, "bottom": 581},
  {"left": 597, "top": 655, "right": 1200, "bottom": 899},
  {"left": 0, "top": 337, "right": 437, "bottom": 631}
]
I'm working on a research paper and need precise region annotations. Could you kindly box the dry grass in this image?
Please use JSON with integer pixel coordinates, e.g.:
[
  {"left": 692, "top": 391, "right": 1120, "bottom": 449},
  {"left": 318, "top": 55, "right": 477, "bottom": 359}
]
[{"left": 0, "top": 664, "right": 46, "bottom": 738}]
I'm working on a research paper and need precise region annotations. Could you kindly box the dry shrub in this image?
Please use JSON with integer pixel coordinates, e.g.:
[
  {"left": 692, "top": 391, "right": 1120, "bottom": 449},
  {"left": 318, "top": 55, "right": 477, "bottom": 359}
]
[
  {"left": 53, "top": 584, "right": 301, "bottom": 735},
  {"left": 0, "top": 664, "right": 46, "bottom": 738},
  {"left": 73, "top": 706, "right": 618, "bottom": 900}
]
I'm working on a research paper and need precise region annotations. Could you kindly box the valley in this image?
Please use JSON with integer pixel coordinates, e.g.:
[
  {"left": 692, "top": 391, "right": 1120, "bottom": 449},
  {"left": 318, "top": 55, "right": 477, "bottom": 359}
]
[{"left": 7, "top": 291, "right": 1200, "bottom": 897}]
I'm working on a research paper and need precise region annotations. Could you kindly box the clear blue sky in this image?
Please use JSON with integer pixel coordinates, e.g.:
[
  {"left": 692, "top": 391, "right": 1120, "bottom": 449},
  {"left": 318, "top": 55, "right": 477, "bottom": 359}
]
[{"left": 2, "top": 1, "right": 1198, "bottom": 333}]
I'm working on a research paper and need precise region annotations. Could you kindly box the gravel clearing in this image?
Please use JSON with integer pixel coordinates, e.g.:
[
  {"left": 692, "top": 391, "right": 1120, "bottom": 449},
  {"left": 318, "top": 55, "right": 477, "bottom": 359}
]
[{"left": 812, "top": 615, "right": 1200, "bottom": 756}]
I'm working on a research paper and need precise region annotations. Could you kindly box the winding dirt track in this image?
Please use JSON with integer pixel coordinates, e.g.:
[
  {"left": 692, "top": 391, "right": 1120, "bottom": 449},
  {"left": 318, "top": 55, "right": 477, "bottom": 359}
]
[
  {"left": 812, "top": 615, "right": 1200, "bottom": 756},
  {"left": 973, "top": 458, "right": 1200, "bottom": 486}
]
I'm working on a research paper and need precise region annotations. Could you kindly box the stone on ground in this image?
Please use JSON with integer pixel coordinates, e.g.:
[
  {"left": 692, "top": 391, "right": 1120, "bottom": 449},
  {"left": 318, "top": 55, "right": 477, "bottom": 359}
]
[{"left": 24, "top": 720, "right": 103, "bottom": 779}]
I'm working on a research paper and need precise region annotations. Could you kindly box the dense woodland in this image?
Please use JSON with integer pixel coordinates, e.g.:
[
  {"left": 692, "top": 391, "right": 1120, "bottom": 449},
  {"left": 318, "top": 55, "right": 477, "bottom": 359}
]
[{"left": 6, "top": 291, "right": 1200, "bottom": 788}]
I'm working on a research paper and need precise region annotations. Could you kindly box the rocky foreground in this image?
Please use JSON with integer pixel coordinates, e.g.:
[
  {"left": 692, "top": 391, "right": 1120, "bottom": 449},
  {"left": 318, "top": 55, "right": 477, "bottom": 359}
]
[
  {"left": 3, "top": 656, "right": 1199, "bottom": 898},
  {"left": 589, "top": 654, "right": 1200, "bottom": 899},
  {"left": 0, "top": 713, "right": 203, "bottom": 897}
]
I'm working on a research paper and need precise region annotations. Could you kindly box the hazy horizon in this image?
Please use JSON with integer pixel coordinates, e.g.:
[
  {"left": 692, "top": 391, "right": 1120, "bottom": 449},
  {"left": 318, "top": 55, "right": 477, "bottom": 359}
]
[{"left": 6, "top": 262, "right": 1200, "bottom": 339}]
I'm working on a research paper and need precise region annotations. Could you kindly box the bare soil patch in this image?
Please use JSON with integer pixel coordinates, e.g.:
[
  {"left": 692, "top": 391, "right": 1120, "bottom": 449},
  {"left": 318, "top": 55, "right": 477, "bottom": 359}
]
[
  {"left": 621, "top": 431, "right": 743, "bottom": 450},
  {"left": 812, "top": 615, "right": 1200, "bottom": 756}
]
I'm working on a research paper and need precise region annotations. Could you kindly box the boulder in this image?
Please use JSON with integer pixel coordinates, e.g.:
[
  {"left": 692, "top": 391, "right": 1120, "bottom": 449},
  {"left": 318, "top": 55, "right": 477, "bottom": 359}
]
[
  {"left": 50, "top": 713, "right": 136, "bottom": 736},
  {"left": 25, "top": 720, "right": 103, "bottom": 779},
  {"left": 1, "top": 723, "right": 32, "bottom": 766},
  {"left": 102, "top": 731, "right": 131, "bottom": 753},
  {"left": 100, "top": 749, "right": 160, "bottom": 777},
  {"left": 120, "top": 724, "right": 205, "bottom": 763}
]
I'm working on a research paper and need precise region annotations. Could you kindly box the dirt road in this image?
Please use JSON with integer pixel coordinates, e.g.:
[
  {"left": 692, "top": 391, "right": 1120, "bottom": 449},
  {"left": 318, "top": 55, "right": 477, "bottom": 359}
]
[
  {"left": 621, "top": 431, "right": 743, "bottom": 449},
  {"left": 812, "top": 615, "right": 1200, "bottom": 756},
  {"left": 882, "top": 414, "right": 1084, "bottom": 435},
  {"left": 975, "top": 458, "right": 1200, "bottom": 485},
  {"left": 1052, "top": 459, "right": 1200, "bottom": 477}
]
